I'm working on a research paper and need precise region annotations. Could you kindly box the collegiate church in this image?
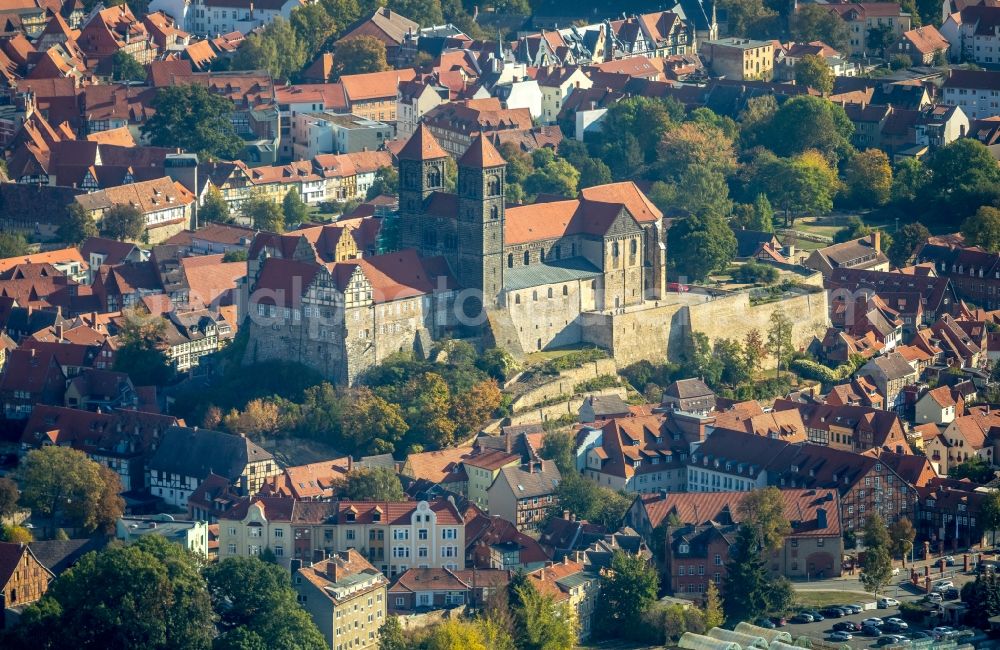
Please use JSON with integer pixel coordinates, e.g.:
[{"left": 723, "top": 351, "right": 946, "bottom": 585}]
[{"left": 242, "top": 125, "right": 668, "bottom": 384}]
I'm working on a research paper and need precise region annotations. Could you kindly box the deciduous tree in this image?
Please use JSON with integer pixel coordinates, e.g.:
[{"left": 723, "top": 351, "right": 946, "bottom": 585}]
[
  {"left": 114, "top": 308, "right": 175, "bottom": 386},
  {"left": 738, "top": 487, "right": 792, "bottom": 551},
  {"left": 845, "top": 149, "right": 892, "bottom": 207},
  {"left": 101, "top": 204, "right": 146, "bottom": 241},
  {"left": 760, "top": 96, "right": 854, "bottom": 161},
  {"left": 889, "top": 517, "right": 916, "bottom": 566},
  {"left": 341, "top": 388, "right": 408, "bottom": 454},
  {"left": 887, "top": 222, "right": 930, "bottom": 267},
  {"left": 57, "top": 203, "right": 97, "bottom": 245},
  {"left": 962, "top": 206, "right": 1000, "bottom": 252},
  {"left": 0, "top": 477, "right": 19, "bottom": 517},
  {"left": 333, "top": 36, "right": 389, "bottom": 78},
  {"left": 667, "top": 212, "right": 737, "bottom": 280},
  {"left": 791, "top": 4, "right": 849, "bottom": 50},
  {"left": 767, "top": 309, "right": 794, "bottom": 378},
  {"left": 339, "top": 467, "right": 405, "bottom": 501},
  {"left": 290, "top": 3, "right": 338, "bottom": 58},
  {"left": 540, "top": 430, "right": 576, "bottom": 474},
  {"left": 200, "top": 186, "right": 232, "bottom": 224},
  {"left": 112, "top": 50, "right": 145, "bottom": 81},
  {"left": 244, "top": 196, "right": 285, "bottom": 233},
  {"left": 794, "top": 54, "right": 834, "bottom": 94},
  {"left": 143, "top": 84, "right": 244, "bottom": 160},
  {"left": 0, "top": 231, "right": 29, "bottom": 258},
  {"left": 281, "top": 189, "right": 309, "bottom": 225},
  {"left": 703, "top": 580, "right": 725, "bottom": 629},
  {"left": 232, "top": 18, "right": 307, "bottom": 80},
  {"left": 451, "top": 379, "right": 501, "bottom": 437},
  {"left": 18, "top": 446, "right": 124, "bottom": 534},
  {"left": 594, "top": 549, "right": 659, "bottom": 639}
]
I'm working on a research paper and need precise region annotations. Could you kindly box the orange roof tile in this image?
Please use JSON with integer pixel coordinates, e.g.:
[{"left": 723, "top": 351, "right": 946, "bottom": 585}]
[{"left": 397, "top": 124, "right": 448, "bottom": 161}]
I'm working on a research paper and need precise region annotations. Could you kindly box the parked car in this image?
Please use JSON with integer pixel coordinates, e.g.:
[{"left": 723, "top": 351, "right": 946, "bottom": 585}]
[
  {"left": 754, "top": 618, "right": 775, "bottom": 629},
  {"left": 933, "top": 580, "right": 954, "bottom": 592},
  {"left": 932, "top": 626, "right": 956, "bottom": 640},
  {"left": 833, "top": 621, "right": 860, "bottom": 632},
  {"left": 770, "top": 616, "right": 787, "bottom": 627},
  {"left": 861, "top": 625, "right": 882, "bottom": 637},
  {"left": 883, "top": 622, "right": 906, "bottom": 634},
  {"left": 829, "top": 631, "right": 853, "bottom": 642},
  {"left": 943, "top": 587, "right": 960, "bottom": 600},
  {"left": 878, "top": 597, "right": 899, "bottom": 608},
  {"left": 877, "top": 635, "right": 910, "bottom": 646},
  {"left": 821, "top": 607, "right": 846, "bottom": 618},
  {"left": 803, "top": 610, "right": 824, "bottom": 621},
  {"left": 791, "top": 613, "right": 814, "bottom": 624},
  {"left": 841, "top": 604, "right": 863, "bottom": 614},
  {"left": 925, "top": 593, "right": 943, "bottom": 604},
  {"left": 909, "top": 631, "right": 931, "bottom": 640},
  {"left": 883, "top": 618, "right": 908, "bottom": 629},
  {"left": 862, "top": 617, "right": 885, "bottom": 628}
]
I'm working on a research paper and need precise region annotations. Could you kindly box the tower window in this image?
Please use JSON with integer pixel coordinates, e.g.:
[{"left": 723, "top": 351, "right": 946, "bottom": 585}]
[
  {"left": 630, "top": 239, "right": 638, "bottom": 255},
  {"left": 427, "top": 168, "right": 441, "bottom": 187},
  {"left": 548, "top": 287, "right": 553, "bottom": 298},
  {"left": 612, "top": 242, "right": 620, "bottom": 257},
  {"left": 563, "top": 285, "right": 568, "bottom": 296},
  {"left": 490, "top": 205, "right": 499, "bottom": 220},
  {"left": 508, "top": 254, "right": 513, "bottom": 268},
  {"left": 540, "top": 248, "right": 545, "bottom": 262},
  {"left": 524, "top": 251, "right": 529, "bottom": 265},
  {"left": 488, "top": 176, "right": 501, "bottom": 196}
]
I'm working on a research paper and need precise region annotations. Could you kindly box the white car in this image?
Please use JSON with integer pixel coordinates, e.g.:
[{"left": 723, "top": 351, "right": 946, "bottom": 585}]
[
  {"left": 878, "top": 597, "right": 899, "bottom": 608},
  {"left": 862, "top": 617, "right": 885, "bottom": 627},
  {"left": 884, "top": 617, "right": 908, "bottom": 629},
  {"left": 891, "top": 567, "right": 900, "bottom": 575},
  {"left": 933, "top": 626, "right": 956, "bottom": 640},
  {"left": 926, "top": 593, "right": 943, "bottom": 603}
]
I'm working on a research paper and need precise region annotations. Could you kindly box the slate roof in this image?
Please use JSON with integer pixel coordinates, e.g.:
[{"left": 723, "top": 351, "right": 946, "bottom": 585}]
[
  {"left": 503, "top": 257, "right": 601, "bottom": 291},
  {"left": 29, "top": 537, "right": 107, "bottom": 575},
  {"left": 148, "top": 426, "right": 274, "bottom": 482},
  {"left": 494, "top": 460, "right": 561, "bottom": 498}
]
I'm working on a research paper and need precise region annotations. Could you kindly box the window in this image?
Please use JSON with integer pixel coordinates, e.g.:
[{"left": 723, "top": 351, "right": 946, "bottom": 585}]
[
  {"left": 679, "top": 543, "right": 689, "bottom": 554},
  {"left": 227, "top": 543, "right": 236, "bottom": 555},
  {"left": 714, "top": 554, "right": 722, "bottom": 565},
  {"left": 418, "top": 529, "right": 428, "bottom": 540}
]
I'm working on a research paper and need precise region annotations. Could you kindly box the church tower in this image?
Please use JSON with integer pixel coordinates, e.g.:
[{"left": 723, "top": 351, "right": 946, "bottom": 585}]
[
  {"left": 396, "top": 124, "right": 448, "bottom": 252},
  {"left": 457, "top": 134, "right": 506, "bottom": 309}
]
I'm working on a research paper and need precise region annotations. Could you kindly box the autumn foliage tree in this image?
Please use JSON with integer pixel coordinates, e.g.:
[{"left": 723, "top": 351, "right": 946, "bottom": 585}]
[{"left": 333, "top": 36, "right": 389, "bottom": 78}]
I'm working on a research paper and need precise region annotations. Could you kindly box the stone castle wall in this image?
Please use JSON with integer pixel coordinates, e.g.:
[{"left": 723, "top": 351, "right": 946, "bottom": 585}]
[{"left": 510, "top": 358, "right": 619, "bottom": 413}]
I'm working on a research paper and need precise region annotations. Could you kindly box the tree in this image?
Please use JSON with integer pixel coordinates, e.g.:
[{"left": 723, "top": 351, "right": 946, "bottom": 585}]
[
  {"left": 114, "top": 308, "right": 175, "bottom": 386},
  {"left": 888, "top": 222, "right": 930, "bottom": 267},
  {"left": 426, "top": 618, "right": 487, "bottom": 650},
  {"left": 552, "top": 472, "right": 632, "bottom": 530},
  {"left": 511, "top": 580, "right": 576, "bottom": 650},
  {"left": 340, "top": 388, "right": 408, "bottom": 454},
  {"left": 339, "top": 467, "right": 405, "bottom": 501},
  {"left": 981, "top": 491, "right": 1000, "bottom": 546},
  {"left": 200, "top": 186, "right": 232, "bottom": 224},
  {"left": 703, "top": 580, "right": 725, "bottom": 629},
  {"left": 204, "top": 557, "right": 326, "bottom": 649},
  {"left": 523, "top": 156, "right": 580, "bottom": 199},
  {"left": 963, "top": 206, "right": 1000, "bottom": 252},
  {"left": 860, "top": 545, "right": 893, "bottom": 598},
  {"left": 891, "top": 156, "right": 928, "bottom": 205},
  {"left": 791, "top": 4, "right": 849, "bottom": 50},
  {"left": 950, "top": 455, "right": 995, "bottom": 483},
  {"left": 738, "top": 487, "right": 792, "bottom": 552},
  {"left": 923, "top": 138, "right": 1000, "bottom": 221},
  {"left": 723, "top": 525, "right": 771, "bottom": 623},
  {"left": 0, "top": 231, "right": 29, "bottom": 258},
  {"left": 451, "top": 379, "right": 501, "bottom": 438},
  {"left": 845, "top": 149, "right": 893, "bottom": 207},
  {"left": 0, "top": 476, "right": 19, "bottom": 517},
  {"left": 962, "top": 572, "right": 1000, "bottom": 629},
  {"left": 667, "top": 212, "right": 737, "bottom": 281},
  {"left": 57, "top": 203, "right": 98, "bottom": 245},
  {"left": 674, "top": 165, "right": 732, "bottom": 217},
  {"left": 760, "top": 96, "right": 854, "bottom": 161},
  {"left": 290, "top": 3, "right": 337, "bottom": 58},
  {"left": 658, "top": 121, "right": 736, "bottom": 180},
  {"left": 5, "top": 536, "right": 214, "bottom": 650},
  {"left": 402, "top": 372, "right": 456, "bottom": 448},
  {"left": 594, "top": 549, "right": 659, "bottom": 639},
  {"left": 767, "top": 309, "right": 794, "bottom": 378},
  {"left": 101, "top": 204, "right": 145, "bottom": 241},
  {"left": 142, "top": 84, "right": 244, "bottom": 160},
  {"left": 717, "top": 0, "right": 777, "bottom": 37},
  {"left": 334, "top": 36, "right": 389, "bottom": 78},
  {"left": 244, "top": 196, "right": 285, "bottom": 233},
  {"left": 367, "top": 165, "right": 399, "bottom": 199},
  {"left": 868, "top": 24, "right": 896, "bottom": 56},
  {"left": 540, "top": 430, "right": 575, "bottom": 474},
  {"left": 1, "top": 525, "right": 32, "bottom": 543},
  {"left": 281, "top": 189, "right": 309, "bottom": 226},
  {"left": 794, "top": 54, "right": 834, "bottom": 94},
  {"left": 19, "top": 446, "right": 123, "bottom": 534},
  {"left": 744, "top": 329, "right": 767, "bottom": 381},
  {"left": 378, "top": 616, "right": 406, "bottom": 650},
  {"left": 889, "top": 517, "right": 916, "bottom": 566},
  {"left": 223, "top": 399, "right": 280, "bottom": 438},
  {"left": 232, "top": 18, "right": 307, "bottom": 80},
  {"left": 111, "top": 50, "right": 145, "bottom": 81},
  {"left": 476, "top": 347, "right": 519, "bottom": 383},
  {"left": 731, "top": 194, "right": 775, "bottom": 232}
]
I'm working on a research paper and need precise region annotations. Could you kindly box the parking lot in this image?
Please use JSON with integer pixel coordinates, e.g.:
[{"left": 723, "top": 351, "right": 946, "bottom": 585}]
[{"left": 781, "top": 596, "right": 965, "bottom": 648}]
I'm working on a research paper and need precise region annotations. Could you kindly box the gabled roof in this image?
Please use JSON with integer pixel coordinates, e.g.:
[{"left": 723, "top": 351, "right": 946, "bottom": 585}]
[{"left": 148, "top": 426, "right": 273, "bottom": 482}]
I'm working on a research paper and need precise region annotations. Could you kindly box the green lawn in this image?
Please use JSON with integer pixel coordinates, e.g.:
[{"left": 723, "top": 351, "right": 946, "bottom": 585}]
[{"left": 795, "top": 590, "right": 873, "bottom": 607}]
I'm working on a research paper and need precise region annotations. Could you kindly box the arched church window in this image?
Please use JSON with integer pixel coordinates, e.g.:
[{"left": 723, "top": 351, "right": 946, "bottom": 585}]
[{"left": 490, "top": 205, "right": 499, "bottom": 220}]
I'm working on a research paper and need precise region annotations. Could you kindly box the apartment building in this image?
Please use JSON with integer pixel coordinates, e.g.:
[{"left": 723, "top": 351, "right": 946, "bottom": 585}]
[
  {"left": 220, "top": 497, "right": 465, "bottom": 577},
  {"left": 293, "top": 550, "right": 387, "bottom": 650},
  {"left": 701, "top": 38, "right": 774, "bottom": 81},
  {"left": 942, "top": 69, "right": 1000, "bottom": 119}
]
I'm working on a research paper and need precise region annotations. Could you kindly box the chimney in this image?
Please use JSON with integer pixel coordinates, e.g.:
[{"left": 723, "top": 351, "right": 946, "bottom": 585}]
[
  {"left": 505, "top": 433, "right": 513, "bottom": 454},
  {"left": 55, "top": 324, "right": 64, "bottom": 341},
  {"left": 325, "top": 559, "right": 341, "bottom": 582},
  {"left": 871, "top": 231, "right": 881, "bottom": 253}
]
